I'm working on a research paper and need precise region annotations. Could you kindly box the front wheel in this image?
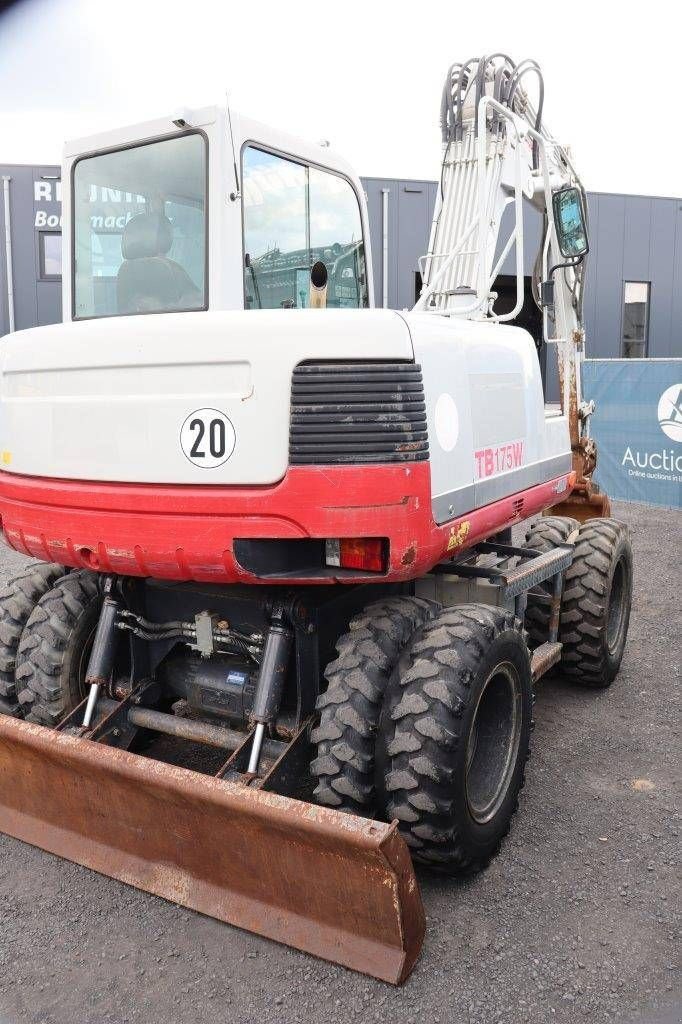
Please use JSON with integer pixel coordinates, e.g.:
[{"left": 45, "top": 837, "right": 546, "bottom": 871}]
[
  {"left": 560, "top": 518, "right": 633, "bottom": 688},
  {"left": 376, "top": 605, "right": 533, "bottom": 875}
]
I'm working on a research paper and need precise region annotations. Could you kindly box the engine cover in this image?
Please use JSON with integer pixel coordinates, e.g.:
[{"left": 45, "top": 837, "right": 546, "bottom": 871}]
[{"left": 0, "top": 308, "right": 413, "bottom": 486}]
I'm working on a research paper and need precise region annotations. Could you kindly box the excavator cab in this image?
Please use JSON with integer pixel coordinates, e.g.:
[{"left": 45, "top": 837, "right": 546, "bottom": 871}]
[{"left": 68, "top": 108, "right": 371, "bottom": 320}]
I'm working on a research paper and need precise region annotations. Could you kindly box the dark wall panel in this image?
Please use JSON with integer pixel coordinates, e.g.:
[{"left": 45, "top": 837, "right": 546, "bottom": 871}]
[
  {"left": 647, "top": 198, "right": 676, "bottom": 358},
  {"left": 583, "top": 194, "right": 599, "bottom": 347},
  {"left": 0, "top": 164, "right": 62, "bottom": 340},
  {"left": 669, "top": 201, "right": 682, "bottom": 360},
  {"left": 36, "top": 282, "right": 61, "bottom": 327},
  {"left": 622, "top": 195, "right": 652, "bottom": 281},
  {"left": 6, "top": 167, "right": 38, "bottom": 333},
  {"left": 592, "top": 194, "right": 626, "bottom": 357},
  {"left": 396, "top": 182, "right": 432, "bottom": 309},
  {"left": 362, "top": 178, "right": 399, "bottom": 309}
]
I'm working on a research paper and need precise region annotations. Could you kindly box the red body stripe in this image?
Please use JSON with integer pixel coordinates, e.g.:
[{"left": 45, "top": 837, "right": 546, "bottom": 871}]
[{"left": 0, "top": 466, "right": 574, "bottom": 584}]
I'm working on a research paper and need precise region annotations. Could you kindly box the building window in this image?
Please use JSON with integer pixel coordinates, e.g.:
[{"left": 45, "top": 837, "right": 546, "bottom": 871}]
[
  {"left": 242, "top": 146, "right": 368, "bottom": 309},
  {"left": 39, "top": 231, "right": 62, "bottom": 279},
  {"left": 622, "top": 281, "right": 650, "bottom": 358}
]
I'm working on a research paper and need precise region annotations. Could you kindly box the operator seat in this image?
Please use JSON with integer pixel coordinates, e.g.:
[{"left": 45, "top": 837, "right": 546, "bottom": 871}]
[{"left": 116, "top": 212, "right": 202, "bottom": 314}]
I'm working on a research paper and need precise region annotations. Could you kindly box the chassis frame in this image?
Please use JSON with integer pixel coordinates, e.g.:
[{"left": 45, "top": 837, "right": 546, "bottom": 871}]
[{"left": 61, "top": 532, "right": 575, "bottom": 793}]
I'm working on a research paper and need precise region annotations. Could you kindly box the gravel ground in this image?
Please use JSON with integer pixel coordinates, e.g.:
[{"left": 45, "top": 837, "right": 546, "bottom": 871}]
[{"left": 0, "top": 501, "right": 679, "bottom": 1024}]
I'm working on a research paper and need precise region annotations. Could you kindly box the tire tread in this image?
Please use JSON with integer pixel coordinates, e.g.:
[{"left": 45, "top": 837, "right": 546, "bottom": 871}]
[
  {"left": 559, "top": 518, "right": 632, "bottom": 688},
  {"left": 523, "top": 516, "right": 578, "bottom": 646},
  {"left": 311, "top": 596, "right": 439, "bottom": 813},
  {"left": 15, "top": 570, "right": 100, "bottom": 725},
  {"left": 0, "top": 561, "right": 67, "bottom": 709},
  {"left": 377, "top": 604, "right": 532, "bottom": 875}
]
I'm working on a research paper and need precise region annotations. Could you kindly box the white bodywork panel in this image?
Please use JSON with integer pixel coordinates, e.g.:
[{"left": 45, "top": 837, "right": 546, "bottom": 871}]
[
  {"left": 0, "top": 307, "right": 570, "bottom": 516},
  {"left": 401, "top": 314, "right": 570, "bottom": 522},
  {"left": 0, "top": 310, "right": 411, "bottom": 485}
]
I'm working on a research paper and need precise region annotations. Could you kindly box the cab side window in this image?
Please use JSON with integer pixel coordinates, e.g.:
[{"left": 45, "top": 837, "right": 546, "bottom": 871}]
[{"left": 242, "top": 146, "right": 367, "bottom": 309}]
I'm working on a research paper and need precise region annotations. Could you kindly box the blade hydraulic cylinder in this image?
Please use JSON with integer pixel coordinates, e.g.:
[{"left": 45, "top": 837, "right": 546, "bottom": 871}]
[
  {"left": 82, "top": 583, "right": 120, "bottom": 728},
  {"left": 247, "top": 610, "right": 293, "bottom": 774}
]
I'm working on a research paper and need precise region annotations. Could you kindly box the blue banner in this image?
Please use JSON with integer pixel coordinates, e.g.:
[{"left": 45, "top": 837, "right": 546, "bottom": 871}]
[{"left": 582, "top": 359, "right": 682, "bottom": 509}]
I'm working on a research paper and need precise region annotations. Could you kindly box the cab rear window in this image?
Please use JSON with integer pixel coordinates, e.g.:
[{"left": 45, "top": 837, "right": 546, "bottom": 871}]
[{"left": 72, "top": 132, "right": 207, "bottom": 319}]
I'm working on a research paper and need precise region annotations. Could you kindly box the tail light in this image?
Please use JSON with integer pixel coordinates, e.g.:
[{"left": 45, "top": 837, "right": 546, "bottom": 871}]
[{"left": 325, "top": 538, "right": 387, "bottom": 573}]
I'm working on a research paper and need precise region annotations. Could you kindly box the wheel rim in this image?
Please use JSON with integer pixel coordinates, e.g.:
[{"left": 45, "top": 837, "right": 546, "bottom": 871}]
[
  {"left": 465, "top": 661, "right": 523, "bottom": 825},
  {"left": 606, "top": 556, "right": 627, "bottom": 653}
]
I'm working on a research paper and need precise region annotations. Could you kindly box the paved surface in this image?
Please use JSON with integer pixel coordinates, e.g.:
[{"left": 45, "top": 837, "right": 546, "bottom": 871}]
[{"left": 0, "top": 502, "right": 679, "bottom": 1024}]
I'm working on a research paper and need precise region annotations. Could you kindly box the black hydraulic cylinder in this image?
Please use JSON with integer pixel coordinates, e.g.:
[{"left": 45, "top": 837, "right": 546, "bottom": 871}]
[
  {"left": 85, "top": 594, "right": 120, "bottom": 686},
  {"left": 82, "top": 585, "right": 121, "bottom": 729},
  {"left": 250, "top": 613, "right": 293, "bottom": 726}
]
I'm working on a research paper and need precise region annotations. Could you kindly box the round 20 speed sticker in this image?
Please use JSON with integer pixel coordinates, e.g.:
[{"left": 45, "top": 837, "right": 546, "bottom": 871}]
[{"left": 180, "top": 408, "right": 236, "bottom": 469}]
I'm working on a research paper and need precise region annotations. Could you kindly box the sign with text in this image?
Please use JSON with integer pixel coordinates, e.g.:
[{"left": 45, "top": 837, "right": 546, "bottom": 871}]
[{"left": 582, "top": 359, "right": 682, "bottom": 509}]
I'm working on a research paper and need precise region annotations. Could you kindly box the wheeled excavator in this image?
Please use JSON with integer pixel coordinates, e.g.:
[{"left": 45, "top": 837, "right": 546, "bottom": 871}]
[{"left": 0, "top": 56, "right": 632, "bottom": 983}]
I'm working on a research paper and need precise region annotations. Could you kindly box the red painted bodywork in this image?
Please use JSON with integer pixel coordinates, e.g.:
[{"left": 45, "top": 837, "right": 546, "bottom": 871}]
[{"left": 0, "top": 466, "right": 574, "bottom": 584}]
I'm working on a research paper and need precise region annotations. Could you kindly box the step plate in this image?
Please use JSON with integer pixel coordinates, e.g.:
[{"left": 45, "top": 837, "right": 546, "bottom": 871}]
[{"left": 531, "top": 641, "right": 563, "bottom": 682}]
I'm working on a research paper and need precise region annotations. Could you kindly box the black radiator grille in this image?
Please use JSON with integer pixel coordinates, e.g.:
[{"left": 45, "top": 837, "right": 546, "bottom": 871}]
[{"left": 289, "top": 362, "right": 429, "bottom": 465}]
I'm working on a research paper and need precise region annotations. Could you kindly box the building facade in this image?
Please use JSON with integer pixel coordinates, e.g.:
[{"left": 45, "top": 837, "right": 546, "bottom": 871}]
[
  {"left": 0, "top": 164, "right": 62, "bottom": 336},
  {"left": 2, "top": 164, "right": 680, "bottom": 374}
]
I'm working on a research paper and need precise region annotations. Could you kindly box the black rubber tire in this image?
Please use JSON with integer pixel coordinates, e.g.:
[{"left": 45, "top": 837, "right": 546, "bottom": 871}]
[
  {"left": 0, "top": 561, "right": 67, "bottom": 715},
  {"left": 523, "top": 516, "right": 579, "bottom": 646},
  {"left": 0, "top": 696, "right": 19, "bottom": 717},
  {"left": 311, "top": 596, "right": 439, "bottom": 814},
  {"left": 14, "top": 570, "right": 101, "bottom": 726},
  {"left": 376, "top": 604, "right": 533, "bottom": 875},
  {"left": 559, "top": 518, "right": 633, "bottom": 688}
]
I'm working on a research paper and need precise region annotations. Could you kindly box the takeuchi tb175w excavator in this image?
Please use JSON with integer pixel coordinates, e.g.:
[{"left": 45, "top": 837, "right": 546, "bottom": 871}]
[{"left": 0, "top": 56, "right": 632, "bottom": 983}]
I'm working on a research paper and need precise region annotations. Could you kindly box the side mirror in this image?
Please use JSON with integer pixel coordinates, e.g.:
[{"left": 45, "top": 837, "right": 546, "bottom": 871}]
[{"left": 552, "top": 186, "right": 589, "bottom": 259}]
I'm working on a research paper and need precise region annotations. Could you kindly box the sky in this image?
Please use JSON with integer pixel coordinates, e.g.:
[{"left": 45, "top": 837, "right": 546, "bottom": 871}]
[{"left": 0, "top": 0, "right": 680, "bottom": 197}]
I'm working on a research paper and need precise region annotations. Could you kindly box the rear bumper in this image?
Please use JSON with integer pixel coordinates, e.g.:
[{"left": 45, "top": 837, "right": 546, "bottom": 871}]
[{"left": 0, "top": 466, "right": 574, "bottom": 584}]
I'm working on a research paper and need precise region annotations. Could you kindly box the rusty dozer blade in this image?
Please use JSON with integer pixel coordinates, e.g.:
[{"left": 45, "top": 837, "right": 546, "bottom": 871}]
[{"left": 0, "top": 715, "right": 425, "bottom": 984}]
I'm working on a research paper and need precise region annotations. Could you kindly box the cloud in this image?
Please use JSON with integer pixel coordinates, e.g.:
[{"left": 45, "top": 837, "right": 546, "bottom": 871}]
[{"left": 0, "top": 0, "right": 679, "bottom": 197}]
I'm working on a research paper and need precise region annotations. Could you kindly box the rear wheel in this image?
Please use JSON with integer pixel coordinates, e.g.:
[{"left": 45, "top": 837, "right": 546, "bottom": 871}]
[
  {"left": 0, "top": 561, "right": 67, "bottom": 716},
  {"left": 560, "top": 518, "right": 633, "bottom": 687},
  {"left": 311, "top": 596, "right": 439, "bottom": 815},
  {"left": 15, "top": 571, "right": 101, "bottom": 726},
  {"left": 376, "top": 604, "right": 533, "bottom": 875}
]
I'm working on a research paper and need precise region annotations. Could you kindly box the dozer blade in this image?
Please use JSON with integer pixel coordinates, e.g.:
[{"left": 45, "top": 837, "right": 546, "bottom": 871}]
[{"left": 0, "top": 715, "right": 424, "bottom": 984}]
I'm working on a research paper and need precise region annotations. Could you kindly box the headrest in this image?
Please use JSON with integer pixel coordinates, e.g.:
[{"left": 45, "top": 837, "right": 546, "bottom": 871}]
[{"left": 121, "top": 213, "right": 173, "bottom": 260}]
